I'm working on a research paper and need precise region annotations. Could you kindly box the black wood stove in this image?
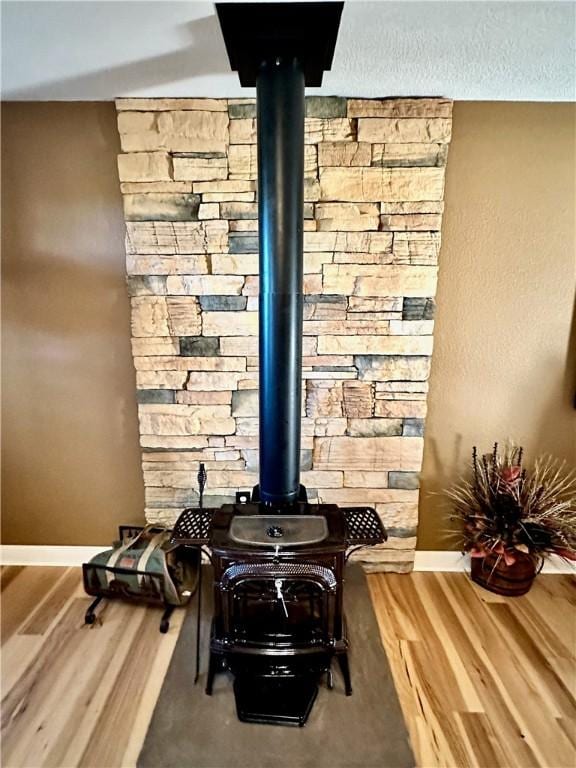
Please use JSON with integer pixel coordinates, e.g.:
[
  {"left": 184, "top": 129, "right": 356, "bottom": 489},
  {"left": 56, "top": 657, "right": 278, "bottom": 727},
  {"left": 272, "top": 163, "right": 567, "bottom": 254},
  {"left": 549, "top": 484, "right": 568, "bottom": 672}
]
[{"left": 172, "top": 2, "right": 386, "bottom": 727}]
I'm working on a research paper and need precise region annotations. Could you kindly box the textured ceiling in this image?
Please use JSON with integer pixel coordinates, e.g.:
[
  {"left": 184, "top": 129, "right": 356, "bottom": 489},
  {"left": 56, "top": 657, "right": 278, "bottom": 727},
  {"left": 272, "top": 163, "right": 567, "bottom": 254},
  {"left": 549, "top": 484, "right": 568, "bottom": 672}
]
[{"left": 2, "top": 1, "right": 575, "bottom": 101}]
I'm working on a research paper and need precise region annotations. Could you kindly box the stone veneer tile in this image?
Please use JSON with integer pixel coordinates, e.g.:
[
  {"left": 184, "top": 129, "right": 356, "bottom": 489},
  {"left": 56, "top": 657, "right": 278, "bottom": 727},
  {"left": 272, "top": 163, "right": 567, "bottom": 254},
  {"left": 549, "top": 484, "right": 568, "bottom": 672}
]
[{"left": 116, "top": 96, "right": 452, "bottom": 572}]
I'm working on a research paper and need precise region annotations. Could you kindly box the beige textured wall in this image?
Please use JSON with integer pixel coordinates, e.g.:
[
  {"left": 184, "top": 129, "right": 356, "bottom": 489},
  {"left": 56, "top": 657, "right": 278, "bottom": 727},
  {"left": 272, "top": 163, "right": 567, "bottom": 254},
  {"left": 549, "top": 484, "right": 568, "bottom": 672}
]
[
  {"left": 1, "top": 102, "right": 145, "bottom": 545},
  {"left": 418, "top": 102, "right": 576, "bottom": 549},
  {"left": 2, "top": 102, "right": 574, "bottom": 548}
]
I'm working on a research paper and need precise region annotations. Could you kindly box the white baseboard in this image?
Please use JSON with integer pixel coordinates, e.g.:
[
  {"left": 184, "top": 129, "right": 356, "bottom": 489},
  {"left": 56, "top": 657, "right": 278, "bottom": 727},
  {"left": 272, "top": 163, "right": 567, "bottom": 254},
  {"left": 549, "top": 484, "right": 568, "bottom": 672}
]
[
  {"left": 0, "top": 545, "right": 105, "bottom": 567},
  {"left": 0, "top": 546, "right": 573, "bottom": 574},
  {"left": 413, "top": 550, "right": 574, "bottom": 574}
]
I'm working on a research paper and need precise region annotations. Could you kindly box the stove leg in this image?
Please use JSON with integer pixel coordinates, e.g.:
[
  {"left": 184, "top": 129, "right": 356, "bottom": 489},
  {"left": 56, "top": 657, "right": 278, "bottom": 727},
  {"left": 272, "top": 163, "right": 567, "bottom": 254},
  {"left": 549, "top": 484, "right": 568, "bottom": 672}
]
[
  {"left": 337, "top": 652, "right": 352, "bottom": 696},
  {"left": 206, "top": 651, "right": 218, "bottom": 696}
]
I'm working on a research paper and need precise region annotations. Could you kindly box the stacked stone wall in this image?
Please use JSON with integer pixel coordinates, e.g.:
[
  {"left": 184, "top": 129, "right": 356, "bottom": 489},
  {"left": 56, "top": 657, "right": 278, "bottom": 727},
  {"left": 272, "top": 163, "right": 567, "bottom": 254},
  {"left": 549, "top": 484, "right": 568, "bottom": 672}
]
[{"left": 116, "top": 96, "right": 453, "bottom": 572}]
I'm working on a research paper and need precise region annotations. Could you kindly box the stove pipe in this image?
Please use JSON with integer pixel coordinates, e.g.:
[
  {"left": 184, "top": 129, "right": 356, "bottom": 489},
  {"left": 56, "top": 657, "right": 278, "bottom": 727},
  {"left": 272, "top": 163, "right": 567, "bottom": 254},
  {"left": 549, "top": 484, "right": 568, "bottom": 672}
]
[{"left": 257, "top": 58, "right": 305, "bottom": 506}]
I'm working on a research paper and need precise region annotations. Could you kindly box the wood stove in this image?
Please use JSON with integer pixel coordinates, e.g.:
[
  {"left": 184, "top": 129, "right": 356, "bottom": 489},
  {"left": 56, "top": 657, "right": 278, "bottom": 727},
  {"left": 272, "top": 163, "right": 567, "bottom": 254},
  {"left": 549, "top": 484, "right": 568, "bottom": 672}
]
[{"left": 172, "top": 2, "right": 386, "bottom": 726}]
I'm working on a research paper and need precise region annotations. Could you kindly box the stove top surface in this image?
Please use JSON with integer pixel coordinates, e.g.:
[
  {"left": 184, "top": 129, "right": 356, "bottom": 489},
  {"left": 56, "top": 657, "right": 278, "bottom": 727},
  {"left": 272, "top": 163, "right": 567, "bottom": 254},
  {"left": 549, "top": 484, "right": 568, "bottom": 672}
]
[{"left": 229, "top": 515, "right": 329, "bottom": 548}]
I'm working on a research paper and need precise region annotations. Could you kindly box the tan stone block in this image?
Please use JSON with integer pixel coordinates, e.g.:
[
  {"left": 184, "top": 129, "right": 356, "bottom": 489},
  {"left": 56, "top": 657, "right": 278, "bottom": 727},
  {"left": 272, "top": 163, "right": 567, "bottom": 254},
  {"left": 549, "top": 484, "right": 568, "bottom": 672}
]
[
  {"left": 319, "top": 167, "right": 445, "bottom": 203},
  {"left": 371, "top": 143, "right": 448, "bottom": 168},
  {"left": 172, "top": 156, "right": 228, "bottom": 181},
  {"left": 303, "top": 320, "right": 390, "bottom": 336},
  {"left": 230, "top": 220, "right": 258, "bottom": 232},
  {"left": 348, "top": 296, "right": 403, "bottom": 313},
  {"left": 322, "top": 264, "right": 438, "bottom": 297},
  {"left": 203, "top": 192, "right": 255, "bottom": 203},
  {"left": 355, "top": 355, "right": 432, "bottom": 382},
  {"left": 375, "top": 501, "right": 419, "bottom": 528},
  {"left": 343, "top": 471, "right": 389, "bottom": 488},
  {"left": 342, "top": 381, "right": 374, "bottom": 418},
  {"left": 304, "top": 231, "right": 393, "bottom": 254},
  {"left": 203, "top": 311, "right": 258, "bottom": 337},
  {"left": 212, "top": 254, "right": 259, "bottom": 275},
  {"left": 318, "top": 335, "right": 433, "bottom": 355},
  {"left": 136, "top": 371, "right": 188, "bottom": 389},
  {"left": 131, "top": 337, "right": 180, "bottom": 356},
  {"left": 127, "top": 254, "right": 209, "bottom": 276},
  {"left": 357, "top": 118, "right": 452, "bottom": 144},
  {"left": 347, "top": 98, "right": 452, "bottom": 119},
  {"left": 193, "top": 180, "right": 255, "bottom": 194},
  {"left": 393, "top": 232, "right": 441, "bottom": 264},
  {"left": 165, "top": 275, "right": 244, "bottom": 295},
  {"left": 381, "top": 201, "right": 444, "bottom": 214},
  {"left": 198, "top": 202, "right": 219, "bottom": 219},
  {"left": 302, "top": 355, "right": 353, "bottom": 367},
  {"left": 333, "top": 253, "right": 393, "bottom": 266},
  {"left": 164, "top": 297, "right": 201, "bottom": 335},
  {"left": 304, "top": 178, "right": 321, "bottom": 202},
  {"left": 301, "top": 471, "right": 343, "bottom": 488},
  {"left": 380, "top": 213, "right": 442, "bottom": 232},
  {"left": 302, "top": 371, "right": 356, "bottom": 380},
  {"left": 186, "top": 371, "right": 247, "bottom": 390},
  {"left": 376, "top": 381, "right": 429, "bottom": 394},
  {"left": 313, "top": 418, "right": 348, "bottom": 437},
  {"left": 219, "top": 336, "right": 316, "bottom": 357},
  {"left": 116, "top": 98, "right": 227, "bottom": 112},
  {"left": 304, "top": 252, "right": 333, "bottom": 274},
  {"left": 229, "top": 118, "right": 256, "bottom": 143},
  {"left": 318, "top": 142, "right": 371, "bottom": 167},
  {"left": 125, "top": 220, "right": 228, "bottom": 255},
  {"left": 374, "top": 400, "right": 428, "bottom": 418},
  {"left": 131, "top": 296, "right": 170, "bottom": 337},
  {"left": 306, "top": 381, "right": 343, "bottom": 417},
  {"left": 133, "top": 356, "right": 246, "bottom": 372},
  {"left": 389, "top": 320, "right": 434, "bottom": 335},
  {"left": 121, "top": 181, "right": 193, "bottom": 194},
  {"left": 303, "top": 274, "right": 323, "bottom": 294},
  {"left": 313, "top": 436, "right": 423, "bottom": 471},
  {"left": 317, "top": 487, "right": 420, "bottom": 504},
  {"left": 305, "top": 118, "right": 354, "bottom": 143},
  {"left": 175, "top": 391, "right": 232, "bottom": 405},
  {"left": 139, "top": 403, "right": 234, "bottom": 436},
  {"left": 205, "top": 470, "right": 258, "bottom": 487},
  {"left": 140, "top": 435, "right": 209, "bottom": 450},
  {"left": 118, "top": 110, "right": 229, "bottom": 153},
  {"left": 117, "top": 152, "right": 172, "bottom": 182},
  {"left": 315, "top": 203, "right": 380, "bottom": 232}
]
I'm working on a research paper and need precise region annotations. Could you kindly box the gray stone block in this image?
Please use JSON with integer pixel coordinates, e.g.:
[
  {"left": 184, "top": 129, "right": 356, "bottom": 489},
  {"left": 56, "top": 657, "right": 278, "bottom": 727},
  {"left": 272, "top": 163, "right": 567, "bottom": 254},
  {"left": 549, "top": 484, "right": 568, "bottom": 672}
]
[
  {"left": 402, "top": 297, "right": 436, "bottom": 321},
  {"left": 124, "top": 193, "right": 200, "bottom": 222},
  {"left": 229, "top": 234, "right": 259, "bottom": 254},
  {"left": 179, "top": 337, "right": 220, "bottom": 356},
  {"left": 126, "top": 275, "right": 167, "bottom": 297},
  {"left": 389, "top": 471, "right": 420, "bottom": 490},
  {"left": 229, "top": 104, "right": 256, "bottom": 119},
  {"left": 199, "top": 296, "right": 247, "bottom": 311},
  {"left": 136, "top": 389, "right": 175, "bottom": 404},
  {"left": 403, "top": 418, "right": 425, "bottom": 436},
  {"left": 305, "top": 96, "right": 347, "bottom": 118}
]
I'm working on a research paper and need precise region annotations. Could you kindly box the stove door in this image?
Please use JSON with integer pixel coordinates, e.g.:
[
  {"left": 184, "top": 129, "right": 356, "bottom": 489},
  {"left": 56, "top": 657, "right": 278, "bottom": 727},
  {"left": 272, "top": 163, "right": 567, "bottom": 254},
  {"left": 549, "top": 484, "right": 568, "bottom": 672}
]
[{"left": 221, "top": 563, "right": 336, "bottom": 650}]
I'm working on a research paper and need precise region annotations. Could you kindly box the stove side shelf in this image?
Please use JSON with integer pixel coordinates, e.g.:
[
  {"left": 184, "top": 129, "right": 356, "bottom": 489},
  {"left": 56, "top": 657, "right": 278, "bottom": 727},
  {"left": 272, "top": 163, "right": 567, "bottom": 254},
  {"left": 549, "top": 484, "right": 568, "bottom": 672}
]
[
  {"left": 342, "top": 507, "right": 387, "bottom": 548},
  {"left": 171, "top": 507, "right": 215, "bottom": 546}
]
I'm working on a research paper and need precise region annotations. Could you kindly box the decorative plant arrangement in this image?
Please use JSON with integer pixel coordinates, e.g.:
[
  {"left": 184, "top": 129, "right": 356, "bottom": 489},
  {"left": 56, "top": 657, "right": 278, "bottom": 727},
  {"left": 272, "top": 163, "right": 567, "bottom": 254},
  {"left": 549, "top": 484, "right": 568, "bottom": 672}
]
[{"left": 447, "top": 443, "right": 576, "bottom": 595}]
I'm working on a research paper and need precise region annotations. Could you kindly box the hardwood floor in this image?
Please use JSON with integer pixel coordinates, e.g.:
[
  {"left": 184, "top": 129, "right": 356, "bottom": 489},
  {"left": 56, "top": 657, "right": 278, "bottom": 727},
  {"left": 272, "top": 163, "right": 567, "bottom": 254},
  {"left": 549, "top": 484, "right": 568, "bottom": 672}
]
[{"left": 1, "top": 566, "right": 574, "bottom": 767}]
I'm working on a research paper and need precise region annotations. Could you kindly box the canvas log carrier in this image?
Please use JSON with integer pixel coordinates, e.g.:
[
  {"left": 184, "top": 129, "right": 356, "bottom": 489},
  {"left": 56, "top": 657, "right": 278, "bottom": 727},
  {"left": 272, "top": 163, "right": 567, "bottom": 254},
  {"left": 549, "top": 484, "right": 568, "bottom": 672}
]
[{"left": 83, "top": 525, "right": 200, "bottom": 633}]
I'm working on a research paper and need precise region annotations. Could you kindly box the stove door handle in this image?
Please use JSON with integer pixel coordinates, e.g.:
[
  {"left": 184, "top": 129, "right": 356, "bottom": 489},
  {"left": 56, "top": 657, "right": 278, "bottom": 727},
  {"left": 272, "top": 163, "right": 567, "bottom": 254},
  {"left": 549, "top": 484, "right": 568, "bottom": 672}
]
[{"left": 274, "top": 578, "right": 289, "bottom": 618}]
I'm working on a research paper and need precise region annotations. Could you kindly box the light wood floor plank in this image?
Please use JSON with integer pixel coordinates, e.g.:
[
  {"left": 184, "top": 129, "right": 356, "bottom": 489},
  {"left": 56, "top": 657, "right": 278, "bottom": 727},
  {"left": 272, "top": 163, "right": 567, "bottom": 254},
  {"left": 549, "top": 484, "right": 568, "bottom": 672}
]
[{"left": 1, "top": 567, "right": 574, "bottom": 768}]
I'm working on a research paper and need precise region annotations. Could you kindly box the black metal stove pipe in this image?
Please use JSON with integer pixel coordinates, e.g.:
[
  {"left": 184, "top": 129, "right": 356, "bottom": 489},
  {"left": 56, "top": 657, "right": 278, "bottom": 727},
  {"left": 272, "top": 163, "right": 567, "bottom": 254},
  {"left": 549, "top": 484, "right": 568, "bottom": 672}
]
[{"left": 256, "top": 57, "right": 305, "bottom": 506}]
